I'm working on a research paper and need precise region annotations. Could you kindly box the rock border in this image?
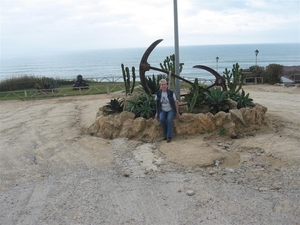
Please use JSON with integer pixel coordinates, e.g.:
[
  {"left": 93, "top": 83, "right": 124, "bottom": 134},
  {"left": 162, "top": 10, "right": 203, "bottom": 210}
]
[{"left": 88, "top": 104, "right": 268, "bottom": 142}]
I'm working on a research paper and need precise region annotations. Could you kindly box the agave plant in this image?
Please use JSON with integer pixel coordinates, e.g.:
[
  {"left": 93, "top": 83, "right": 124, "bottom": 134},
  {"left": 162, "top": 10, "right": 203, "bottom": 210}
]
[
  {"left": 229, "top": 89, "right": 255, "bottom": 109},
  {"left": 204, "top": 88, "right": 230, "bottom": 114},
  {"left": 105, "top": 98, "right": 124, "bottom": 114},
  {"left": 126, "top": 93, "right": 156, "bottom": 119},
  {"left": 145, "top": 74, "right": 166, "bottom": 94}
]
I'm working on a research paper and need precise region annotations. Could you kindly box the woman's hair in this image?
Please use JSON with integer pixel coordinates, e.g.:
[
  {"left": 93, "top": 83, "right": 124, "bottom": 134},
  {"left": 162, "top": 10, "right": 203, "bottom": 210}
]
[{"left": 159, "top": 79, "right": 167, "bottom": 85}]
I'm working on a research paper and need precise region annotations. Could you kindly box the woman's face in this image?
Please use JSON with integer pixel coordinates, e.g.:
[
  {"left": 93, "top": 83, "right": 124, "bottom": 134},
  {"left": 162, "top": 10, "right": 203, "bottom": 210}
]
[{"left": 160, "top": 82, "right": 168, "bottom": 91}]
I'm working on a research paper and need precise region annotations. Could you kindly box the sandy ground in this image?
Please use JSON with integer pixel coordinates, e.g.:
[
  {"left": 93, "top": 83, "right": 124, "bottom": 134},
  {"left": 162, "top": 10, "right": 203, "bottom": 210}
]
[{"left": 0, "top": 84, "right": 299, "bottom": 225}]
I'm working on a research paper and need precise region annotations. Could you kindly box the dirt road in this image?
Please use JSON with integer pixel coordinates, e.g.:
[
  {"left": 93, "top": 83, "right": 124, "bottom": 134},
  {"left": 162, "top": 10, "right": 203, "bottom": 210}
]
[{"left": 0, "top": 85, "right": 299, "bottom": 225}]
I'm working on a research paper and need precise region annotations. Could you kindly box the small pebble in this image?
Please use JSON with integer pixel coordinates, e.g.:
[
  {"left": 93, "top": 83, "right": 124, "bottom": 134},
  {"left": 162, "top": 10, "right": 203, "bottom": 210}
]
[{"left": 187, "top": 190, "right": 195, "bottom": 196}]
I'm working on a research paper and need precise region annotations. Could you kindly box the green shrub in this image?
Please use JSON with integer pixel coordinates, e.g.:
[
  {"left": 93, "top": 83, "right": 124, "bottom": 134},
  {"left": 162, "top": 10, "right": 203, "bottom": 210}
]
[
  {"left": 35, "top": 77, "right": 59, "bottom": 90},
  {"left": 0, "top": 75, "right": 62, "bottom": 92},
  {"left": 265, "top": 64, "right": 284, "bottom": 84},
  {"left": 0, "top": 75, "right": 37, "bottom": 91},
  {"left": 126, "top": 93, "right": 156, "bottom": 119},
  {"left": 248, "top": 65, "right": 265, "bottom": 77}
]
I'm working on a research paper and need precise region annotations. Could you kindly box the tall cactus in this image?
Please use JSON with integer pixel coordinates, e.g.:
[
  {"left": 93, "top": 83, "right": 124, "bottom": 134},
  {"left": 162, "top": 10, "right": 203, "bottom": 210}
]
[
  {"left": 121, "top": 63, "right": 136, "bottom": 96},
  {"left": 223, "top": 63, "right": 245, "bottom": 95},
  {"left": 130, "top": 66, "right": 136, "bottom": 94},
  {"left": 159, "top": 54, "right": 184, "bottom": 74},
  {"left": 159, "top": 54, "right": 184, "bottom": 91}
]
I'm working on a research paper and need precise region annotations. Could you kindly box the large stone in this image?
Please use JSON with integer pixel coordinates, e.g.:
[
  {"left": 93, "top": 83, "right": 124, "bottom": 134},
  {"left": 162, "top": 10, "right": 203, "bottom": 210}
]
[
  {"left": 120, "top": 117, "right": 147, "bottom": 139},
  {"left": 141, "top": 119, "right": 163, "bottom": 141},
  {"left": 174, "top": 113, "right": 216, "bottom": 135},
  {"left": 228, "top": 99, "right": 238, "bottom": 109},
  {"left": 230, "top": 109, "right": 247, "bottom": 127},
  {"left": 97, "top": 115, "right": 114, "bottom": 139},
  {"left": 240, "top": 104, "right": 267, "bottom": 125}
]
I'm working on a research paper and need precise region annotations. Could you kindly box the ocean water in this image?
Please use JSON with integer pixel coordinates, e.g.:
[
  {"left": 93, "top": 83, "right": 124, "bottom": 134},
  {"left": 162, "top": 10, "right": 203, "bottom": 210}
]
[{"left": 1, "top": 43, "right": 299, "bottom": 81}]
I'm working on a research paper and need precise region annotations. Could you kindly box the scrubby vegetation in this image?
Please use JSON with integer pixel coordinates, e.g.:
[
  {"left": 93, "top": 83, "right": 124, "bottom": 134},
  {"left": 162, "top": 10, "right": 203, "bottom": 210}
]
[
  {"left": 0, "top": 59, "right": 285, "bottom": 106},
  {"left": 245, "top": 63, "right": 285, "bottom": 84},
  {"left": 118, "top": 59, "right": 258, "bottom": 118},
  {"left": 265, "top": 64, "right": 284, "bottom": 84},
  {"left": 103, "top": 98, "right": 124, "bottom": 115},
  {"left": 0, "top": 75, "right": 73, "bottom": 92},
  {"left": 125, "top": 93, "right": 156, "bottom": 119},
  {"left": 0, "top": 75, "right": 124, "bottom": 100}
]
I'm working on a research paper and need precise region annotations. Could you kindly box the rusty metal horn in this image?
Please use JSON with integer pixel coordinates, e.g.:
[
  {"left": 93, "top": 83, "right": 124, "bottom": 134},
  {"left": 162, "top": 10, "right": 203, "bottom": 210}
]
[
  {"left": 193, "top": 65, "right": 227, "bottom": 91},
  {"left": 139, "top": 39, "right": 164, "bottom": 94},
  {"left": 139, "top": 39, "right": 194, "bottom": 94}
]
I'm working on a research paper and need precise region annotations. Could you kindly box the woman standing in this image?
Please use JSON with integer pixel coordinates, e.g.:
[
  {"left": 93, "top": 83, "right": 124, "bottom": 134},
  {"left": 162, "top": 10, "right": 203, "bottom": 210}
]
[{"left": 155, "top": 79, "right": 180, "bottom": 143}]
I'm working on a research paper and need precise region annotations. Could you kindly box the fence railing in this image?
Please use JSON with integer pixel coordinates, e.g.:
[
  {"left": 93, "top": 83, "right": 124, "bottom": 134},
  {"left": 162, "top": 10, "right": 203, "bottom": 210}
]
[
  {"left": 0, "top": 76, "right": 217, "bottom": 101},
  {"left": 66, "top": 76, "right": 215, "bottom": 85},
  {"left": 0, "top": 85, "right": 126, "bottom": 101}
]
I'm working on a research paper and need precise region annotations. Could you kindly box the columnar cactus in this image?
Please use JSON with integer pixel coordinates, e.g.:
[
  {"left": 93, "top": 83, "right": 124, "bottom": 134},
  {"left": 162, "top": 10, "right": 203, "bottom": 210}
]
[
  {"left": 130, "top": 66, "right": 136, "bottom": 94},
  {"left": 223, "top": 63, "right": 245, "bottom": 95},
  {"left": 121, "top": 64, "right": 136, "bottom": 96},
  {"left": 159, "top": 54, "right": 184, "bottom": 74}
]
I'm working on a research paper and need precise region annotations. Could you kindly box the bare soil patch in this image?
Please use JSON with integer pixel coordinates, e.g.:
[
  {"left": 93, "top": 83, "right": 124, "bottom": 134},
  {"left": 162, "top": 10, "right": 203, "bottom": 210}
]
[{"left": 0, "top": 84, "right": 299, "bottom": 224}]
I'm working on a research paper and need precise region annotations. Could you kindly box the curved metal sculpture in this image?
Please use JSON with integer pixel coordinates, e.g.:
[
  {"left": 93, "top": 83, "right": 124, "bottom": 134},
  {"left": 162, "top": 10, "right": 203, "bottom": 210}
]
[
  {"left": 139, "top": 39, "right": 227, "bottom": 93},
  {"left": 192, "top": 65, "right": 227, "bottom": 91}
]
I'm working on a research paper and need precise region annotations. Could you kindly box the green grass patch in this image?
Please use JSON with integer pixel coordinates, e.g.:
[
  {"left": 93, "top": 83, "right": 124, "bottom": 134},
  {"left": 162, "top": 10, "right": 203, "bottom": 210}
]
[{"left": 218, "top": 128, "right": 227, "bottom": 136}]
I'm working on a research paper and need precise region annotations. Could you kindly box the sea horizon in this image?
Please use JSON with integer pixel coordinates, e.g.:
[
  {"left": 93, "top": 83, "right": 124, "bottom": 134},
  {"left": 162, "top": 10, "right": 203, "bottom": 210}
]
[{"left": 1, "top": 42, "right": 299, "bottom": 81}]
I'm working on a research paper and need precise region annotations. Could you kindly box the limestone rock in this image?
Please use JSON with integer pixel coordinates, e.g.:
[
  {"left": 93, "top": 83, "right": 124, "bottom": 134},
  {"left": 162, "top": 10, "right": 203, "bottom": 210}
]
[
  {"left": 230, "top": 109, "right": 247, "bottom": 127},
  {"left": 90, "top": 104, "right": 268, "bottom": 142},
  {"left": 228, "top": 99, "right": 238, "bottom": 109}
]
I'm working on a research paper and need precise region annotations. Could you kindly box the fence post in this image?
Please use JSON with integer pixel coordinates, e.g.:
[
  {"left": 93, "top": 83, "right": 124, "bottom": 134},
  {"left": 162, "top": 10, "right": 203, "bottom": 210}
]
[
  {"left": 24, "top": 90, "right": 27, "bottom": 98},
  {"left": 106, "top": 85, "right": 110, "bottom": 94}
]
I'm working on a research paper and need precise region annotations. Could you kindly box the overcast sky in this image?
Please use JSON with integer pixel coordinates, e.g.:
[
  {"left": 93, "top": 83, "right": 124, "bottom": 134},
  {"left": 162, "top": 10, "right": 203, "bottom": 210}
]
[{"left": 1, "top": 0, "right": 299, "bottom": 55}]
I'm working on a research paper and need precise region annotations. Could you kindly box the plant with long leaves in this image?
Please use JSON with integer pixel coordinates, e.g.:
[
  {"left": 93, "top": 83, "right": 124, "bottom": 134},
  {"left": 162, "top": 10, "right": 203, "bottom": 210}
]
[
  {"left": 185, "top": 78, "right": 206, "bottom": 113},
  {"left": 229, "top": 89, "right": 255, "bottom": 109},
  {"left": 145, "top": 74, "right": 166, "bottom": 94},
  {"left": 204, "top": 88, "right": 230, "bottom": 114},
  {"left": 105, "top": 98, "right": 124, "bottom": 114},
  {"left": 126, "top": 93, "right": 156, "bottom": 119}
]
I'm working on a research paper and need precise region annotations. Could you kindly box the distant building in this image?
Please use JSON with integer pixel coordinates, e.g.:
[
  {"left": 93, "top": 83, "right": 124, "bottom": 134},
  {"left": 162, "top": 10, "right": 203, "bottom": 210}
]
[{"left": 283, "top": 66, "right": 300, "bottom": 83}]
